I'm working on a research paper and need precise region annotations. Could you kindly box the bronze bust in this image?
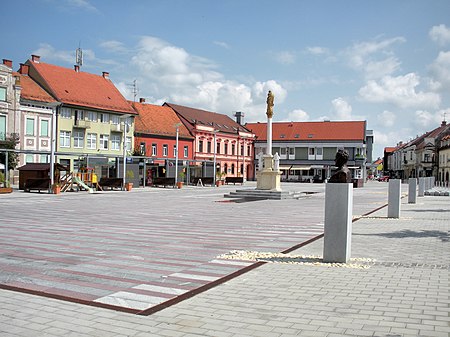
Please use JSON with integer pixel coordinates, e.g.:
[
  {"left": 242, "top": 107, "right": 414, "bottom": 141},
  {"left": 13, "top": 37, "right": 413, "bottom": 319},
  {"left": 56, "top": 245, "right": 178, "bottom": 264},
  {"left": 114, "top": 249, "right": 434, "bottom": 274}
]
[{"left": 329, "top": 149, "right": 352, "bottom": 183}]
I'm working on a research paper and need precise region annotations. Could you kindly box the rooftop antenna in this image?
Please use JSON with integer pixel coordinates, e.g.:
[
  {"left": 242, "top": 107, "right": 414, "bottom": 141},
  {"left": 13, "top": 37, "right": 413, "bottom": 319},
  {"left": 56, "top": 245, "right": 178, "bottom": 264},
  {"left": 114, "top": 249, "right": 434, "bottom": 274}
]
[
  {"left": 129, "top": 79, "right": 139, "bottom": 102},
  {"left": 76, "top": 42, "right": 83, "bottom": 67}
]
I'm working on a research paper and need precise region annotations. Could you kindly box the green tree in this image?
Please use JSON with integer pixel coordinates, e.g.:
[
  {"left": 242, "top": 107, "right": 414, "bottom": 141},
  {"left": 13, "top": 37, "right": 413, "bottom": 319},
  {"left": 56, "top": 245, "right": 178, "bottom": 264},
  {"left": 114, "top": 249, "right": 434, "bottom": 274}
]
[{"left": 0, "top": 133, "right": 20, "bottom": 170}]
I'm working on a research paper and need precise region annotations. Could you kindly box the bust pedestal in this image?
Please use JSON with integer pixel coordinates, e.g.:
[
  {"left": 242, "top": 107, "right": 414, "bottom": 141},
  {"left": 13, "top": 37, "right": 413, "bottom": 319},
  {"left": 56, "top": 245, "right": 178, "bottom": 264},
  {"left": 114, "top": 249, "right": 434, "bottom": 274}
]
[{"left": 256, "top": 155, "right": 281, "bottom": 191}]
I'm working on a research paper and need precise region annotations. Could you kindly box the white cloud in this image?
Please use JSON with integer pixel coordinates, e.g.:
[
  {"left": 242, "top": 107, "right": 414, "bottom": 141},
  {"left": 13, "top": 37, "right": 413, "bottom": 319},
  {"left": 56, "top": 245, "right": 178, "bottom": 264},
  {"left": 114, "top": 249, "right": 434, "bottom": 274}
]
[
  {"left": 213, "top": 41, "right": 230, "bottom": 49},
  {"left": 345, "top": 37, "right": 405, "bottom": 79},
  {"left": 414, "top": 109, "right": 447, "bottom": 128},
  {"left": 306, "top": 46, "right": 329, "bottom": 55},
  {"left": 287, "top": 109, "right": 310, "bottom": 121},
  {"left": 274, "top": 51, "right": 296, "bottom": 65},
  {"left": 429, "top": 51, "right": 450, "bottom": 91},
  {"left": 100, "top": 40, "right": 127, "bottom": 53},
  {"left": 32, "top": 43, "right": 74, "bottom": 64},
  {"left": 359, "top": 73, "right": 441, "bottom": 109},
  {"left": 65, "top": 0, "right": 97, "bottom": 12},
  {"left": 429, "top": 24, "right": 450, "bottom": 46},
  {"left": 331, "top": 97, "right": 352, "bottom": 120},
  {"left": 377, "top": 110, "right": 396, "bottom": 128}
]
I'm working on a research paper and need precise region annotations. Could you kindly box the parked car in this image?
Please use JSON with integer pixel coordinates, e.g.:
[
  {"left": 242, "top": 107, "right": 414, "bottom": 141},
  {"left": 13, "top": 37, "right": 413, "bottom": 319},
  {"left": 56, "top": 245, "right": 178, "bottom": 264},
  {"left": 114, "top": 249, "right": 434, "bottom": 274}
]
[{"left": 377, "top": 176, "right": 390, "bottom": 182}]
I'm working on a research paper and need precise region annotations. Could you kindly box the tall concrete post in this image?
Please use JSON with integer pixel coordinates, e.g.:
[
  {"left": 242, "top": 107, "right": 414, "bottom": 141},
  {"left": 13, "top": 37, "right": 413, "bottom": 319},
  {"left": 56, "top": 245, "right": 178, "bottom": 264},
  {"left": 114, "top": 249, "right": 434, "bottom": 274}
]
[
  {"left": 408, "top": 178, "right": 417, "bottom": 204},
  {"left": 388, "top": 179, "right": 401, "bottom": 218},
  {"left": 418, "top": 177, "right": 425, "bottom": 197},
  {"left": 323, "top": 183, "right": 353, "bottom": 263}
]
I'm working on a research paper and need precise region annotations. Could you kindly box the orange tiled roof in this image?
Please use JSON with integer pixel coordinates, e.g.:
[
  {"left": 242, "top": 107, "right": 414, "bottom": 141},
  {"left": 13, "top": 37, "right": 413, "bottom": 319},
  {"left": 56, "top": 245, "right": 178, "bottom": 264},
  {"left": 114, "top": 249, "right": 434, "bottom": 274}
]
[
  {"left": 13, "top": 72, "right": 56, "bottom": 103},
  {"left": 164, "top": 103, "right": 251, "bottom": 134},
  {"left": 131, "top": 101, "right": 193, "bottom": 138},
  {"left": 384, "top": 147, "right": 396, "bottom": 153},
  {"left": 245, "top": 121, "right": 366, "bottom": 141},
  {"left": 27, "top": 60, "right": 135, "bottom": 114}
]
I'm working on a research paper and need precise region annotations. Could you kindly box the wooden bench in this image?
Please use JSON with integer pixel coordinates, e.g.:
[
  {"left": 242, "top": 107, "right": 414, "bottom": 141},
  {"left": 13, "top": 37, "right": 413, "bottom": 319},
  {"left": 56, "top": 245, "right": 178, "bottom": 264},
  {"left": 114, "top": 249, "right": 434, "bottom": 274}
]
[
  {"left": 98, "top": 178, "right": 123, "bottom": 190},
  {"left": 24, "top": 178, "right": 50, "bottom": 192},
  {"left": 152, "top": 177, "right": 175, "bottom": 188},
  {"left": 225, "top": 177, "right": 244, "bottom": 185}
]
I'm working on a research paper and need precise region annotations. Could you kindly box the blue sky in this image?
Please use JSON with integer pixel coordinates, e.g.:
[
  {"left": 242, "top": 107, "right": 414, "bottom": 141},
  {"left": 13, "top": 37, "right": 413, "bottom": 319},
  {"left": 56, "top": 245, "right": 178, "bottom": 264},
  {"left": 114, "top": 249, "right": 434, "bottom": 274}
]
[{"left": 2, "top": 0, "right": 450, "bottom": 158}]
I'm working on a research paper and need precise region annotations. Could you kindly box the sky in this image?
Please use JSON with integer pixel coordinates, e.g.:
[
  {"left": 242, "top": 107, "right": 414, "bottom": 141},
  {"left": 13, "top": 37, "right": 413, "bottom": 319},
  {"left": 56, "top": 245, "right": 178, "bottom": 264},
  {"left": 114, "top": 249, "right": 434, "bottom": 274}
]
[{"left": 2, "top": 0, "right": 450, "bottom": 159}]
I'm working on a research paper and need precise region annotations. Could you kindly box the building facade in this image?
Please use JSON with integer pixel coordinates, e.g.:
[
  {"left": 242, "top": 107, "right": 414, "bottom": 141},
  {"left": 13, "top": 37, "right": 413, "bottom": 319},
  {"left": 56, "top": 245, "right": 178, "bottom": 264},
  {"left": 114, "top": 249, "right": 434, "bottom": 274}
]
[
  {"left": 164, "top": 103, "right": 256, "bottom": 180},
  {"left": 24, "top": 55, "right": 137, "bottom": 174},
  {"left": 246, "top": 121, "right": 373, "bottom": 182},
  {"left": 438, "top": 135, "right": 450, "bottom": 184}
]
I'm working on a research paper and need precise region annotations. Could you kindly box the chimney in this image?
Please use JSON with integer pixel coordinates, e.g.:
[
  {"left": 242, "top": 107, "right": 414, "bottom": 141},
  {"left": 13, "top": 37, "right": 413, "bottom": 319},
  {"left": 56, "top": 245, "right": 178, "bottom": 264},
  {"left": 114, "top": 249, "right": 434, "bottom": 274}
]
[
  {"left": 74, "top": 65, "right": 80, "bottom": 72},
  {"left": 102, "top": 71, "right": 109, "bottom": 79},
  {"left": 234, "top": 111, "right": 244, "bottom": 125},
  {"left": 441, "top": 120, "right": 447, "bottom": 127},
  {"left": 19, "top": 63, "right": 30, "bottom": 75},
  {"left": 139, "top": 98, "right": 146, "bottom": 103},
  {"left": 31, "top": 54, "right": 40, "bottom": 63},
  {"left": 2, "top": 59, "right": 12, "bottom": 68}
]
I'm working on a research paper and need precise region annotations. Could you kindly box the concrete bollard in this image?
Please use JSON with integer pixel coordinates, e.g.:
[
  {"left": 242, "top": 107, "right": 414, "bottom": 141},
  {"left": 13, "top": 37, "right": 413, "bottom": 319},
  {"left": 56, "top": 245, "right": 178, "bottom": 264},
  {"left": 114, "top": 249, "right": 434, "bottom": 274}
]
[
  {"left": 388, "top": 179, "right": 401, "bottom": 218},
  {"left": 323, "top": 183, "right": 353, "bottom": 263},
  {"left": 418, "top": 177, "right": 425, "bottom": 197},
  {"left": 408, "top": 178, "right": 417, "bottom": 204}
]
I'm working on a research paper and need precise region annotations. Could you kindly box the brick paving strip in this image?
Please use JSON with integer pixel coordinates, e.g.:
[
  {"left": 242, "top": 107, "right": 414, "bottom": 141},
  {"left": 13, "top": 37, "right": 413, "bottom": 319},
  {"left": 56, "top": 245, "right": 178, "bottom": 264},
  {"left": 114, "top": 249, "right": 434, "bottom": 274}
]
[{"left": 0, "top": 183, "right": 393, "bottom": 314}]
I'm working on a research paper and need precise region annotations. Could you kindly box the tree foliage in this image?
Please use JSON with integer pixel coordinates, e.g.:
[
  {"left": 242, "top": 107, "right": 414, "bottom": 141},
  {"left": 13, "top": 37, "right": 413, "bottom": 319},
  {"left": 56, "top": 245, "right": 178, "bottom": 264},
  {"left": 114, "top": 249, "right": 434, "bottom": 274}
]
[{"left": 0, "top": 133, "right": 20, "bottom": 170}]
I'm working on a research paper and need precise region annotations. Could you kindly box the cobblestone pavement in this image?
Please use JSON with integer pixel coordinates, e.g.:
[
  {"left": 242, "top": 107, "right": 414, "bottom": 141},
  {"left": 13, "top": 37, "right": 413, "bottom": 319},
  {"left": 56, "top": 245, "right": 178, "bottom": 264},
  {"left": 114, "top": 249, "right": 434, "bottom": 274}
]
[
  {"left": 1, "top": 182, "right": 449, "bottom": 336},
  {"left": 0, "top": 182, "right": 389, "bottom": 313}
]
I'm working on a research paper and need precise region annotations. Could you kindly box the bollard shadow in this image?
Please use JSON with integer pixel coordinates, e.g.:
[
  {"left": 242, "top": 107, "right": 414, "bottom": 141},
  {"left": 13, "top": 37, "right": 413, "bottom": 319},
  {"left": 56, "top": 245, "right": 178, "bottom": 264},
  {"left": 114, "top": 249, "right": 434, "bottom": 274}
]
[
  {"left": 355, "top": 230, "right": 449, "bottom": 242},
  {"left": 257, "top": 256, "right": 323, "bottom": 264},
  {"left": 406, "top": 209, "right": 449, "bottom": 213}
]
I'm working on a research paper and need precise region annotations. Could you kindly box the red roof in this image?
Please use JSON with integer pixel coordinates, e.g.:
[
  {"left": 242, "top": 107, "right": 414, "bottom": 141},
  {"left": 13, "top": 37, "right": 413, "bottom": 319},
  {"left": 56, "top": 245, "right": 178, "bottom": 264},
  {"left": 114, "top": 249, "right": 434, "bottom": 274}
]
[
  {"left": 131, "top": 102, "right": 192, "bottom": 138},
  {"left": 27, "top": 60, "right": 135, "bottom": 114},
  {"left": 14, "top": 72, "right": 56, "bottom": 103},
  {"left": 164, "top": 103, "right": 251, "bottom": 134},
  {"left": 384, "top": 147, "right": 396, "bottom": 153},
  {"left": 245, "top": 121, "right": 366, "bottom": 141}
]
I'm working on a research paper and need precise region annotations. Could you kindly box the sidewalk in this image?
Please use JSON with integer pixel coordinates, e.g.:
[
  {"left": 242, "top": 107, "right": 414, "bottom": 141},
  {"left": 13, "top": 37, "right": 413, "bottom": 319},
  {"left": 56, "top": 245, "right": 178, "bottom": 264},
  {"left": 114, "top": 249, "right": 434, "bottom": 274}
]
[{"left": 0, "top": 188, "right": 449, "bottom": 336}]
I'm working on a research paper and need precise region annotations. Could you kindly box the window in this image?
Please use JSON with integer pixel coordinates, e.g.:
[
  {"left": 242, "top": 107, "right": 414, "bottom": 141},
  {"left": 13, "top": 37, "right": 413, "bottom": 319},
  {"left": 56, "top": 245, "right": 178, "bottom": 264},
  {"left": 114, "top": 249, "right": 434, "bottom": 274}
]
[
  {"left": 231, "top": 164, "right": 235, "bottom": 174},
  {"left": 140, "top": 142, "right": 146, "bottom": 155},
  {"left": 60, "top": 131, "right": 71, "bottom": 148},
  {"left": 184, "top": 146, "right": 188, "bottom": 158},
  {"left": 111, "top": 115, "right": 120, "bottom": 125},
  {"left": 111, "top": 134, "right": 121, "bottom": 150},
  {"left": 26, "top": 154, "right": 34, "bottom": 163},
  {"left": 316, "top": 147, "right": 323, "bottom": 160},
  {"left": 198, "top": 140, "right": 203, "bottom": 152},
  {"left": 280, "top": 148, "right": 287, "bottom": 155},
  {"left": 73, "top": 131, "right": 84, "bottom": 148},
  {"left": 0, "top": 87, "right": 6, "bottom": 101},
  {"left": 87, "top": 111, "right": 97, "bottom": 122},
  {"left": 60, "top": 108, "right": 71, "bottom": 119},
  {"left": 224, "top": 143, "right": 228, "bottom": 155},
  {"left": 232, "top": 144, "right": 235, "bottom": 155},
  {"left": 163, "top": 144, "right": 168, "bottom": 156},
  {"left": 308, "top": 148, "right": 315, "bottom": 155},
  {"left": 40, "top": 120, "right": 49, "bottom": 137},
  {"left": 26, "top": 118, "right": 35, "bottom": 135},
  {"left": 289, "top": 147, "right": 295, "bottom": 156},
  {"left": 241, "top": 145, "right": 244, "bottom": 156},
  {"left": 99, "top": 134, "right": 109, "bottom": 150},
  {"left": 0, "top": 115, "right": 6, "bottom": 140},
  {"left": 100, "top": 113, "right": 109, "bottom": 123},
  {"left": 207, "top": 141, "right": 212, "bottom": 153},
  {"left": 126, "top": 137, "right": 132, "bottom": 152},
  {"left": 74, "top": 110, "right": 84, "bottom": 121},
  {"left": 247, "top": 146, "right": 251, "bottom": 157},
  {"left": 173, "top": 145, "right": 177, "bottom": 157},
  {"left": 216, "top": 142, "right": 221, "bottom": 154},
  {"left": 40, "top": 155, "right": 48, "bottom": 163},
  {"left": 152, "top": 144, "right": 157, "bottom": 156},
  {"left": 87, "top": 133, "right": 97, "bottom": 149}
]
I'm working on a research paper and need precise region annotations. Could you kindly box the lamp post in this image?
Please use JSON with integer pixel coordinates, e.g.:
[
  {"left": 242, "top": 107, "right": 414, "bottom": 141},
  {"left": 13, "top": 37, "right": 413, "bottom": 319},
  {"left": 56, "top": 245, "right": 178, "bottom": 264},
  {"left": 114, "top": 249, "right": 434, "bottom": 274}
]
[
  {"left": 120, "top": 114, "right": 131, "bottom": 190},
  {"left": 213, "top": 130, "right": 217, "bottom": 186},
  {"left": 174, "top": 123, "right": 182, "bottom": 184}
]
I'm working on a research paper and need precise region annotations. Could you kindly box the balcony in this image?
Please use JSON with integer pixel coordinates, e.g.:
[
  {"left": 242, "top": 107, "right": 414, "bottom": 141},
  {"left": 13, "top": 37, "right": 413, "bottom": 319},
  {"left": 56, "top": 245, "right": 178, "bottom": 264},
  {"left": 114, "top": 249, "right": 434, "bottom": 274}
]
[
  {"left": 74, "top": 119, "right": 91, "bottom": 129},
  {"left": 110, "top": 124, "right": 123, "bottom": 132}
]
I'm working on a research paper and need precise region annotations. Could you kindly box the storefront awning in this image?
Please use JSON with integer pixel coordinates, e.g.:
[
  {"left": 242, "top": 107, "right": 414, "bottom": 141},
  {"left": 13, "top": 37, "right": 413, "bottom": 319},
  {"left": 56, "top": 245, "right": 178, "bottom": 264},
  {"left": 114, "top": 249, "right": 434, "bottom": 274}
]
[{"left": 280, "top": 165, "right": 311, "bottom": 171}]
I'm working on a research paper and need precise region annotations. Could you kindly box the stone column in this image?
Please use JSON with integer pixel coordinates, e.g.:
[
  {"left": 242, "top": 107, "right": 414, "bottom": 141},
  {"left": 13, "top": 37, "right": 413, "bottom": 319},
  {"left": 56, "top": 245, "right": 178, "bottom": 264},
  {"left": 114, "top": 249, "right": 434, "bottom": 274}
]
[
  {"left": 408, "top": 178, "right": 417, "bottom": 204},
  {"left": 388, "top": 179, "right": 401, "bottom": 218},
  {"left": 323, "top": 183, "right": 353, "bottom": 263}
]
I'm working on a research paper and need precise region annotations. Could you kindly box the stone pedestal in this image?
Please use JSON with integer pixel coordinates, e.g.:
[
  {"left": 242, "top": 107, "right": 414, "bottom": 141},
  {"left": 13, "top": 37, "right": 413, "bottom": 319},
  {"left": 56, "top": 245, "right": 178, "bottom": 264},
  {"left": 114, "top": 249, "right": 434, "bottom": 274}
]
[
  {"left": 408, "top": 178, "right": 417, "bottom": 204},
  {"left": 256, "top": 155, "right": 281, "bottom": 191},
  {"left": 418, "top": 177, "right": 425, "bottom": 197},
  {"left": 388, "top": 179, "right": 401, "bottom": 218},
  {"left": 323, "top": 183, "right": 353, "bottom": 263}
]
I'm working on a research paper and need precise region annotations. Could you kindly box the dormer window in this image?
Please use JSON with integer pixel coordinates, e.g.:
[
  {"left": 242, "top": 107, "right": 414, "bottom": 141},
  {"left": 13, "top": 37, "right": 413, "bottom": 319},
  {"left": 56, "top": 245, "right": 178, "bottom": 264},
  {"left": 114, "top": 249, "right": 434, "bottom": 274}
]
[{"left": 280, "top": 134, "right": 285, "bottom": 138}]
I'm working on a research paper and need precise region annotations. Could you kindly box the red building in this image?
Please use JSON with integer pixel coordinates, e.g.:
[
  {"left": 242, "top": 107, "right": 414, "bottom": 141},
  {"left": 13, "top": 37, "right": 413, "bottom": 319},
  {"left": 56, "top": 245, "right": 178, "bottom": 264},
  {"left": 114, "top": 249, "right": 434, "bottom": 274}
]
[
  {"left": 132, "top": 99, "right": 194, "bottom": 183},
  {"left": 164, "top": 103, "right": 256, "bottom": 180}
]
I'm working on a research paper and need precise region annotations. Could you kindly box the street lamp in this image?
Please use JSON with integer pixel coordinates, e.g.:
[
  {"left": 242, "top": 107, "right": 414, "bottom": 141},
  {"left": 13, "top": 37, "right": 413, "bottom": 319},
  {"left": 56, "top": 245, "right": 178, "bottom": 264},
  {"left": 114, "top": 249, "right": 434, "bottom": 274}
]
[
  {"left": 120, "top": 114, "right": 132, "bottom": 190},
  {"left": 174, "top": 123, "right": 182, "bottom": 184},
  {"left": 213, "top": 130, "right": 217, "bottom": 186}
]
